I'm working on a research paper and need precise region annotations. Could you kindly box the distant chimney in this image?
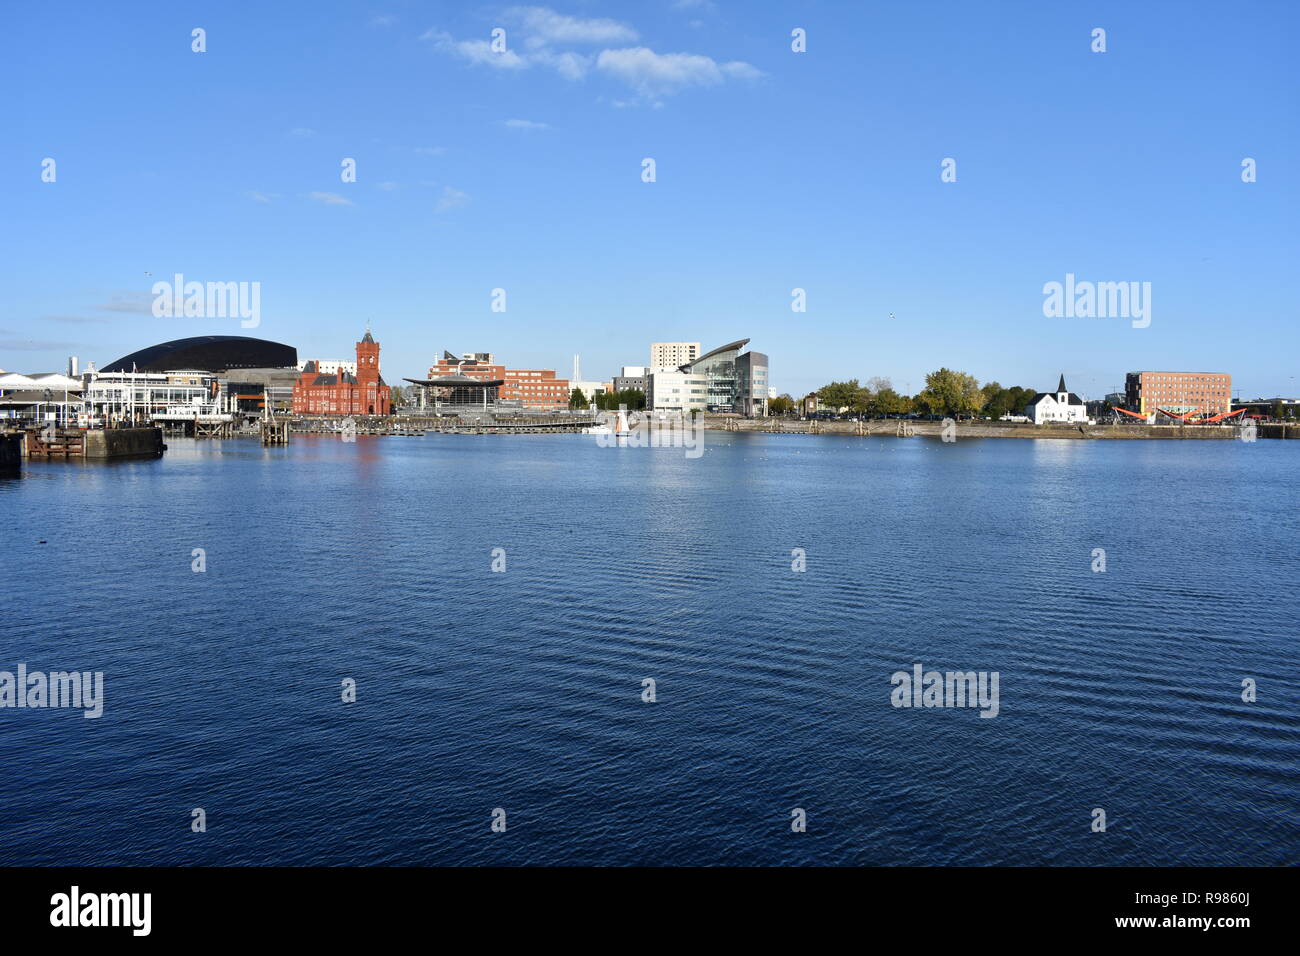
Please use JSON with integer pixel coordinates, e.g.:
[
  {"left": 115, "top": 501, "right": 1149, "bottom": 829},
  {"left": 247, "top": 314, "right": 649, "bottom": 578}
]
[
  {"left": 573, "top": 354, "right": 581, "bottom": 381},
  {"left": 68, "top": 356, "right": 78, "bottom": 377}
]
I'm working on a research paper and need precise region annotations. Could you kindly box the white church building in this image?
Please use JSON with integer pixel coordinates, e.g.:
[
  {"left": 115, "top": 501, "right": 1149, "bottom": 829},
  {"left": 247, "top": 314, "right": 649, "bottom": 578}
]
[{"left": 1026, "top": 374, "right": 1089, "bottom": 424}]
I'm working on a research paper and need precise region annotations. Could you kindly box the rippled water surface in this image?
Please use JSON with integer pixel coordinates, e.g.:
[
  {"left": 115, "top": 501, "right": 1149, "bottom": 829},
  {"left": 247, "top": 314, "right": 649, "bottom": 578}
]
[{"left": 1, "top": 433, "right": 1296, "bottom": 865}]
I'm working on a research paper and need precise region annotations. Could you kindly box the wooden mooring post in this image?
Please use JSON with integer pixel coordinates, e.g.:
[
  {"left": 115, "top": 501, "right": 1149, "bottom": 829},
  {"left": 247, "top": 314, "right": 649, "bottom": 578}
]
[{"left": 260, "top": 415, "right": 289, "bottom": 445}]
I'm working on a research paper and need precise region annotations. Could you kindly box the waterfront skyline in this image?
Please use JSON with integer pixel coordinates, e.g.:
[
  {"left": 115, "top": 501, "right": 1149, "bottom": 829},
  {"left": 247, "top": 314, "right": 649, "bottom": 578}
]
[{"left": 5, "top": 1, "right": 1298, "bottom": 399}]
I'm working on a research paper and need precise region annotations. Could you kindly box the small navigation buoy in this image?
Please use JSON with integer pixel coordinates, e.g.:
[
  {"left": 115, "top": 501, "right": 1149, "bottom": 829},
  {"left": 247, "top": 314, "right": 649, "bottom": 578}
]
[{"left": 37, "top": 540, "right": 47, "bottom": 544}]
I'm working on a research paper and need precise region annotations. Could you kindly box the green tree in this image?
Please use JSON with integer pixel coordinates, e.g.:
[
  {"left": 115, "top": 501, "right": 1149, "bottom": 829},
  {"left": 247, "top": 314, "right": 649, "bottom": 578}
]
[
  {"left": 569, "top": 387, "right": 589, "bottom": 410},
  {"left": 871, "top": 387, "right": 909, "bottom": 416},
  {"left": 979, "top": 381, "right": 1005, "bottom": 418},
  {"left": 919, "top": 368, "right": 984, "bottom": 416},
  {"left": 618, "top": 388, "right": 646, "bottom": 410},
  {"left": 768, "top": 394, "right": 796, "bottom": 415},
  {"left": 816, "top": 379, "right": 860, "bottom": 413}
]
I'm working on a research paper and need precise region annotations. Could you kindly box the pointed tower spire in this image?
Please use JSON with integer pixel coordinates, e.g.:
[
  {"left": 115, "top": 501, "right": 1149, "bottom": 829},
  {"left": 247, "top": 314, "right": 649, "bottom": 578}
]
[{"left": 1057, "top": 373, "right": 1067, "bottom": 394}]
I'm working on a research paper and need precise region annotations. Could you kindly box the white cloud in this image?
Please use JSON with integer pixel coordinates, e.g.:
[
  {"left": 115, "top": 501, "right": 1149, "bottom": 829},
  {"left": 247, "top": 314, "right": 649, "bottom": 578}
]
[
  {"left": 436, "top": 186, "right": 470, "bottom": 212},
  {"left": 246, "top": 191, "right": 274, "bottom": 203},
  {"left": 721, "top": 61, "right": 763, "bottom": 82},
  {"left": 310, "top": 192, "right": 355, "bottom": 206},
  {"left": 505, "top": 6, "right": 637, "bottom": 48},
  {"left": 532, "top": 49, "right": 591, "bottom": 80},
  {"left": 371, "top": 15, "right": 396, "bottom": 27},
  {"left": 422, "top": 30, "right": 527, "bottom": 69},
  {"left": 421, "top": 11, "right": 758, "bottom": 98},
  {"left": 376, "top": 182, "right": 399, "bottom": 191},
  {"left": 502, "top": 119, "right": 550, "bottom": 130},
  {"left": 595, "top": 47, "right": 760, "bottom": 97},
  {"left": 288, "top": 127, "right": 316, "bottom": 138}
]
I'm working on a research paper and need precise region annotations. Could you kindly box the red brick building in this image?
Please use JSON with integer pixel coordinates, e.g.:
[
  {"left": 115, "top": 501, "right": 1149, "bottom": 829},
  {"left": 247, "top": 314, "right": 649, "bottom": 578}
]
[
  {"left": 428, "top": 351, "right": 569, "bottom": 410},
  {"left": 293, "top": 329, "right": 391, "bottom": 416},
  {"left": 1125, "top": 371, "right": 1232, "bottom": 417}
]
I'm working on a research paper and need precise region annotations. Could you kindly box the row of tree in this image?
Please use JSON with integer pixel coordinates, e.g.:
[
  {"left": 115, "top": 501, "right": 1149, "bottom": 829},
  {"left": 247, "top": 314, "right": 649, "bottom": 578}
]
[
  {"left": 781, "top": 370, "right": 1041, "bottom": 418},
  {"left": 570, "top": 387, "right": 647, "bottom": 411}
]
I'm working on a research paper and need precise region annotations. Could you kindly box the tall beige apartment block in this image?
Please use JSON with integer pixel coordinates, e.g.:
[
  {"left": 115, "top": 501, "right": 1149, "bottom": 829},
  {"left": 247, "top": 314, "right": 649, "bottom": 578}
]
[{"left": 650, "top": 342, "right": 701, "bottom": 369}]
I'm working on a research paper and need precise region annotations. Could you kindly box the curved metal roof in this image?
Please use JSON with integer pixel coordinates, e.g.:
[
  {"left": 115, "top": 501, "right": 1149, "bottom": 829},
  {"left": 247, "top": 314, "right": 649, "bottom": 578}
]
[
  {"left": 682, "top": 338, "right": 751, "bottom": 370},
  {"left": 404, "top": 375, "right": 505, "bottom": 388},
  {"left": 103, "top": 336, "right": 297, "bottom": 373}
]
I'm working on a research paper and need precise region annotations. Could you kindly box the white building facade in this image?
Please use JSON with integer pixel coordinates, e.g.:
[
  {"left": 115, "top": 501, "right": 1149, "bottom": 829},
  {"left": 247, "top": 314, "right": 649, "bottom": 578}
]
[
  {"left": 647, "top": 370, "right": 708, "bottom": 412},
  {"left": 1026, "top": 374, "right": 1089, "bottom": 424}
]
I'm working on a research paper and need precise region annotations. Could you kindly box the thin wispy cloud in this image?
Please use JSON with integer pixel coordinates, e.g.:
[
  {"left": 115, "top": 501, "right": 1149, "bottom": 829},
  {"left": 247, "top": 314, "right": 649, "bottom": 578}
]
[
  {"left": 420, "top": 6, "right": 758, "bottom": 101},
  {"left": 422, "top": 29, "right": 528, "bottom": 69},
  {"left": 435, "top": 186, "right": 470, "bottom": 213},
  {"left": 310, "top": 191, "right": 355, "bottom": 206},
  {"left": 246, "top": 191, "right": 275, "bottom": 203},
  {"left": 596, "top": 47, "right": 760, "bottom": 98},
  {"left": 288, "top": 127, "right": 316, "bottom": 138},
  {"left": 376, "top": 181, "right": 400, "bottom": 191},
  {"left": 371, "top": 14, "right": 396, "bottom": 27},
  {"left": 95, "top": 293, "right": 153, "bottom": 314},
  {"left": 502, "top": 119, "right": 550, "bottom": 130},
  {"left": 506, "top": 6, "right": 638, "bottom": 48},
  {"left": 39, "top": 314, "right": 106, "bottom": 324},
  {"left": 0, "top": 333, "right": 85, "bottom": 352}
]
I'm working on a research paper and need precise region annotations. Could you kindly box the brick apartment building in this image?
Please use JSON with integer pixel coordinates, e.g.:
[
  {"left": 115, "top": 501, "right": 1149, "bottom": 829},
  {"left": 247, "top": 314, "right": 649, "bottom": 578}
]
[
  {"left": 428, "top": 351, "right": 570, "bottom": 410},
  {"left": 292, "top": 329, "right": 391, "bottom": 416},
  {"left": 1125, "top": 371, "right": 1232, "bottom": 417}
]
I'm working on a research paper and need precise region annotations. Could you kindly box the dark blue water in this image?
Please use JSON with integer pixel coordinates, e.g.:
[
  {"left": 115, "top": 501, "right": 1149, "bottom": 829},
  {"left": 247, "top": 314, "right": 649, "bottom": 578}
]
[{"left": 1, "top": 433, "right": 1296, "bottom": 865}]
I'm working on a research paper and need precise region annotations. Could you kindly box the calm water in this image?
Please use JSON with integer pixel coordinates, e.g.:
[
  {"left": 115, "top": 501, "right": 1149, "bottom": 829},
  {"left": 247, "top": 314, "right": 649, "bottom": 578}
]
[{"left": 1, "top": 433, "right": 1296, "bottom": 866}]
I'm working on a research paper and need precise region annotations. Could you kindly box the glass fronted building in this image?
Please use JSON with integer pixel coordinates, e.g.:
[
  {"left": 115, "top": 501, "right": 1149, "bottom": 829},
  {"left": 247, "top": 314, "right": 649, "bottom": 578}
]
[{"left": 671, "top": 339, "right": 769, "bottom": 416}]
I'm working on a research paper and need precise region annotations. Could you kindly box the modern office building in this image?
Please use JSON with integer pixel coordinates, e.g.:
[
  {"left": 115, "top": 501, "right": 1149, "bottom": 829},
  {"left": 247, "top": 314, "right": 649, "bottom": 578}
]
[
  {"left": 612, "top": 373, "right": 647, "bottom": 394},
  {"left": 403, "top": 372, "right": 505, "bottom": 415},
  {"left": 292, "top": 329, "right": 390, "bottom": 416},
  {"left": 646, "top": 370, "right": 709, "bottom": 413},
  {"left": 650, "top": 342, "right": 701, "bottom": 369},
  {"left": 428, "top": 351, "right": 569, "bottom": 410},
  {"left": 647, "top": 338, "right": 769, "bottom": 416},
  {"left": 1125, "top": 371, "right": 1232, "bottom": 417}
]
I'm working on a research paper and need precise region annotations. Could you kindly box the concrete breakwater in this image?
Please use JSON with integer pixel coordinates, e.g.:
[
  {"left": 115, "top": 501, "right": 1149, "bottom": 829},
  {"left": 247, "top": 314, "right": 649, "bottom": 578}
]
[
  {"left": 84, "top": 427, "right": 165, "bottom": 459},
  {"left": 292, "top": 415, "right": 598, "bottom": 435},
  {"left": 702, "top": 418, "right": 1293, "bottom": 440},
  {"left": 14, "top": 427, "right": 165, "bottom": 460}
]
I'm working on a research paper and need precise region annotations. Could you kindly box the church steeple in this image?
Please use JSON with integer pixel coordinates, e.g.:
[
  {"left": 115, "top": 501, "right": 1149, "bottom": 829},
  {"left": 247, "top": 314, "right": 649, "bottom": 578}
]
[{"left": 1057, "top": 373, "right": 1067, "bottom": 394}]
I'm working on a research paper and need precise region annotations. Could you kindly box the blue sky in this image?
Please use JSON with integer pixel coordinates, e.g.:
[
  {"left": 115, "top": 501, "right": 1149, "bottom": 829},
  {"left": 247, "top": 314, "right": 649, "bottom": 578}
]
[{"left": 4, "top": 0, "right": 1297, "bottom": 399}]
